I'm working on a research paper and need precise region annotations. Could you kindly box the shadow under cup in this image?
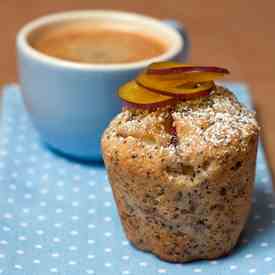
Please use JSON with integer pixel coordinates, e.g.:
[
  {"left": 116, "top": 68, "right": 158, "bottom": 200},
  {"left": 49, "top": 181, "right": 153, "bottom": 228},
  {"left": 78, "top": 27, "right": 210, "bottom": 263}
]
[{"left": 16, "top": 11, "right": 185, "bottom": 161}]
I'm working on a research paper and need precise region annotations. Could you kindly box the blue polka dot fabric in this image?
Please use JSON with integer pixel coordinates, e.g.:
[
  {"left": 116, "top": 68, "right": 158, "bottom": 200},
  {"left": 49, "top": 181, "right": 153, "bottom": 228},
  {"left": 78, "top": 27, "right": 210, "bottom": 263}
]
[{"left": 0, "top": 83, "right": 274, "bottom": 275}]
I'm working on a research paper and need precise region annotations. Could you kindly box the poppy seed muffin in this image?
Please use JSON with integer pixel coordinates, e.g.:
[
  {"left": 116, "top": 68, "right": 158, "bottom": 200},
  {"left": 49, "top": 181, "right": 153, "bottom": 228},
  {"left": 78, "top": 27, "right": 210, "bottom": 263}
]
[{"left": 102, "top": 86, "right": 259, "bottom": 262}]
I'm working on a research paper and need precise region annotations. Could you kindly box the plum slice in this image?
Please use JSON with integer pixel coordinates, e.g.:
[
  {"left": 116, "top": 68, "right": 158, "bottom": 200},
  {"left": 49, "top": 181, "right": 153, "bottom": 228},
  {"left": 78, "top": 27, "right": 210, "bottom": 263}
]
[{"left": 118, "top": 80, "right": 176, "bottom": 109}]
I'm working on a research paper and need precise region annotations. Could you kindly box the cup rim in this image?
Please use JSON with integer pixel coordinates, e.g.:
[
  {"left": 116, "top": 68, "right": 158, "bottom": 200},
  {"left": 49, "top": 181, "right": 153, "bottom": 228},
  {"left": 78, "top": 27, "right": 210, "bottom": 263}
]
[{"left": 16, "top": 10, "right": 183, "bottom": 71}]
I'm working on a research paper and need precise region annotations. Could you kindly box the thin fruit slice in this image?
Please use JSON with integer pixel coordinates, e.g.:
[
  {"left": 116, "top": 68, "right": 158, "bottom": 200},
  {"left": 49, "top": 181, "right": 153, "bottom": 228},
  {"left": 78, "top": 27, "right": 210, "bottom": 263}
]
[
  {"left": 137, "top": 79, "right": 215, "bottom": 98},
  {"left": 137, "top": 72, "right": 191, "bottom": 88},
  {"left": 118, "top": 80, "right": 175, "bottom": 109},
  {"left": 147, "top": 62, "right": 230, "bottom": 75},
  {"left": 137, "top": 71, "right": 223, "bottom": 88}
]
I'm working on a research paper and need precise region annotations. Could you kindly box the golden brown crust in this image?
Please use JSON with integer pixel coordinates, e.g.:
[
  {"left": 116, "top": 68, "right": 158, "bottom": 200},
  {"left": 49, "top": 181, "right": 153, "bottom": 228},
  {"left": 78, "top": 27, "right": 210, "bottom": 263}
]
[{"left": 102, "top": 86, "right": 259, "bottom": 262}]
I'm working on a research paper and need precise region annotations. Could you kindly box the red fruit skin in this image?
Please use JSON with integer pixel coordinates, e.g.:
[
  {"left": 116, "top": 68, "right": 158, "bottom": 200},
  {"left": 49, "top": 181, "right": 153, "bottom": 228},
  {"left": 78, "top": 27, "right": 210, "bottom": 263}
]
[
  {"left": 147, "top": 66, "right": 230, "bottom": 75},
  {"left": 122, "top": 98, "right": 178, "bottom": 110},
  {"left": 136, "top": 80, "right": 212, "bottom": 99}
]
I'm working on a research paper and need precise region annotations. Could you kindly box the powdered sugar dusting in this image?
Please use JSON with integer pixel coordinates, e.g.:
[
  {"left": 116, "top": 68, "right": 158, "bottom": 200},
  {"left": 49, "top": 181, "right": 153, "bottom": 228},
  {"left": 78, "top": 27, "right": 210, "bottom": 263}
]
[{"left": 104, "top": 86, "right": 259, "bottom": 157}]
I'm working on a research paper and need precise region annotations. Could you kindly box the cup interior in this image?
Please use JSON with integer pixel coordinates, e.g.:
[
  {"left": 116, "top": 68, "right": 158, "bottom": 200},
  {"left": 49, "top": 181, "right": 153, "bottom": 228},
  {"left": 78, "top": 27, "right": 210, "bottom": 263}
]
[{"left": 17, "top": 10, "right": 183, "bottom": 70}]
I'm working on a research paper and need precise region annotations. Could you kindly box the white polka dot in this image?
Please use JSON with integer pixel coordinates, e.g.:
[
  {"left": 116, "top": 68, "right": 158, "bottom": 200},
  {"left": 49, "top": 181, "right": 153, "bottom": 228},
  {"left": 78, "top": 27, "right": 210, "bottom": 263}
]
[
  {"left": 88, "top": 240, "right": 95, "bottom": 244},
  {"left": 22, "top": 208, "right": 30, "bottom": 214},
  {"left": 14, "top": 264, "right": 23, "bottom": 270},
  {"left": 193, "top": 268, "right": 202, "bottom": 273},
  {"left": 104, "top": 262, "right": 112, "bottom": 267},
  {"left": 35, "top": 244, "right": 43, "bottom": 249},
  {"left": 139, "top": 262, "right": 148, "bottom": 267},
  {"left": 87, "top": 254, "right": 95, "bottom": 259},
  {"left": 209, "top": 260, "right": 218, "bottom": 264},
  {"left": 57, "top": 180, "right": 64, "bottom": 187},
  {"left": 27, "top": 168, "right": 35, "bottom": 175},
  {"left": 105, "top": 248, "right": 112, "bottom": 253},
  {"left": 261, "top": 242, "right": 269, "bottom": 247},
  {"left": 56, "top": 208, "right": 63, "bottom": 214},
  {"left": 0, "top": 254, "right": 5, "bottom": 259},
  {"left": 272, "top": 220, "right": 275, "bottom": 224},
  {"left": 36, "top": 230, "right": 44, "bottom": 235},
  {"left": 70, "top": 231, "right": 79, "bottom": 236},
  {"left": 86, "top": 270, "right": 95, "bottom": 274},
  {"left": 158, "top": 269, "right": 167, "bottom": 274},
  {"left": 122, "top": 271, "right": 130, "bottom": 275},
  {"left": 0, "top": 240, "right": 8, "bottom": 245},
  {"left": 72, "top": 201, "right": 79, "bottom": 207},
  {"left": 18, "top": 236, "right": 27, "bottom": 241},
  {"left": 9, "top": 184, "right": 16, "bottom": 190},
  {"left": 31, "top": 144, "right": 39, "bottom": 150},
  {"left": 2, "top": 226, "right": 10, "bottom": 232},
  {"left": 254, "top": 215, "right": 261, "bottom": 220},
  {"left": 53, "top": 237, "right": 61, "bottom": 243},
  {"left": 104, "top": 232, "right": 112, "bottom": 237},
  {"left": 20, "top": 222, "right": 28, "bottom": 228},
  {"left": 264, "top": 257, "right": 273, "bottom": 262},
  {"left": 15, "top": 146, "right": 24, "bottom": 153},
  {"left": 73, "top": 175, "right": 81, "bottom": 181},
  {"left": 52, "top": 253, "right": 60, "bottom": 258},
  {"left": 268, "top": 204, "right": 275, "bottom": 209},
  {"left": 122, "top": 255, "right": 130, "bottom": 260},
  {"left": 54, "top": 223, "right": 63, "bottom": 228},
  {"left": 16, "top": 250, "right": 24, "bottom": 255},
  {"left": 88, "top": 180, "right": 96, "bottom": 187},
  {"left": 33, "top": 259, "right": 40, "bottom": 264},
  {"left": 104, "top": 216, "right": 112, "bottom": 222},
  {"left": 11, "top": 172, "right": 18, "bottom": 178},
  {"left": 7, "top": 198, "right": 14, "bottom": 204},
  {"left": 69, "top": 245, "right": 78, "bottom": 251},
  {"left": 88, "top": 224, "right": 95, "bottom": 229},
  {"left": 42, "top": 174, "right": 49, "bottom": 181},
  {"left": 29, "top": 156, "right": 37, "bottom": 163},
  {"left": 0, "top": 151, "right": 8, "bottom": 157},
  {"left": 68, "top": 261, "right": 77, "bottom": 265},
  {"left": 44, "top": 163, "right": 52, "bottom": 169},
  {"left": 72, "top": 216, "right": 79, "bottom": 221},
  {"left": 245, "top": 253, "right": 253, "bottom": 259},
  {"left": 88, "top": 209, "right": 96, "bottom": 214},
  {"left": 104, "top": 186, "right": 112, "bottom": 192},
  {"left": 56, "top": 195, "right": 64, "bottom": 201},
  {"left": 50, "top": 268, "right": 58, "bottom": 273},
  {"left": 269, "top": 273, "right": 275, "bottom": 275},
  {"left": 73, "top": 187, "right": 80, "bottom": 192},
  {"left": 25, "top": 181, "right": 33, "bottom": 188},
  {"left": 3, "top": 213, "right": 13, "bottom": 220},
  {"left": 40, "top": 201, "right": 47, "bottom": 207},
  {"left": 89, "top": 170, "right": 96, "bottom": 176},
  {"left": 88, "top": 194, "right": 96, "bottom": 200},
  {"left": 230, "top": 265, "right": 238, "bottom": 270},
  {"left": 58, "top": 168, "right": 66, "bottom": 175},
  {"left": 24, "top": 193, "right": 32, "bottom": 199},
  {"left": 37, "top": 215, "right": 46, "bottom": 221},
  {"left": 249, "top": 268, "right": 256, "bottom": 273},
  {"left": 104, "top": 201, "right": 112, "bottom": 207},
  {"left": 122, "top": 240, "right": 129, "bottom": 246},
  {"left": 40, "top": 188, "right": 49, "bottom": 195}
]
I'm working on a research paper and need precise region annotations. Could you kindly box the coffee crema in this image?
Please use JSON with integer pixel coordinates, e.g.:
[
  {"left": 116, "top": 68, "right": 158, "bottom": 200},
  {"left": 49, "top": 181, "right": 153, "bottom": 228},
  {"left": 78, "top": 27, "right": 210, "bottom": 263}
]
[{"left": 29, "top": 22, "right": 168, "bottom": 64}]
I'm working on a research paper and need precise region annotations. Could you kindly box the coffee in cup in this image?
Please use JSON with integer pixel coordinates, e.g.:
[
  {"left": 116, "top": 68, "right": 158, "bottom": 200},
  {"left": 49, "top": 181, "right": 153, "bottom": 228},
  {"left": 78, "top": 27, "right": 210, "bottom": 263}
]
[{"left": 28, "top": 21, "right": 168, "bottom": 64}]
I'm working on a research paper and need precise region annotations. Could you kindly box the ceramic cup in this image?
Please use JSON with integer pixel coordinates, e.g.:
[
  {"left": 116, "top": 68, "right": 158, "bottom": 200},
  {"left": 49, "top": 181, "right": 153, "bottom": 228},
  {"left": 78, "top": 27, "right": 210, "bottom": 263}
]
[{"left": 16, "top": 10, "right": 189, "bottom": 161}]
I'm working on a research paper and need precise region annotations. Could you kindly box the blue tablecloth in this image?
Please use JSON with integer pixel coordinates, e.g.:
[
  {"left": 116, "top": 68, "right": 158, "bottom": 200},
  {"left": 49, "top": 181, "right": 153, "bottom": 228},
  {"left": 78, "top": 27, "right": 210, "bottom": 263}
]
[{"left": 0, "top": 83, "right": 274, "bottom": 275}]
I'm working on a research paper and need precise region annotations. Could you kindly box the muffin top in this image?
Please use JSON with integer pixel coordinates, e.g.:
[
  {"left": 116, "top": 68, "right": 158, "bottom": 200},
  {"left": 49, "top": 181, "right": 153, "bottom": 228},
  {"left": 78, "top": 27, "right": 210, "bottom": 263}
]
[{"left": 102, "top": 86, "right": 259, "bottom": 168}]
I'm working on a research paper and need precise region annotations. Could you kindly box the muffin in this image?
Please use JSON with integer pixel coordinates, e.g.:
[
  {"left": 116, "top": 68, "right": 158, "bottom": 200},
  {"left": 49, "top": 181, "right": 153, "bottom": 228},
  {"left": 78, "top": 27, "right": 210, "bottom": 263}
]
[{"left": 102, "top": 64, "right": 259, "bottom": 262}]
